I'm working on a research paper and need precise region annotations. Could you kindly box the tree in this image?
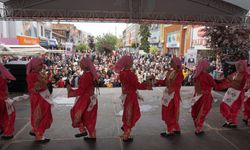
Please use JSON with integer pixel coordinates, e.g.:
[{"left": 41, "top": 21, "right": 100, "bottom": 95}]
[
  {"left": 76, "top": 43, "right": 89, "bottom": 53},
  {"left": 131, "top": 42, "right": 139, "bottom": 49},
  {"left": 116, "top": 38, "right": 124, "bottom": 49},
  {"left": 149, "top": 45, "right": 158, "bottom": 55},
  {"left": 96, "top": 33, "right": 118, "bottom": 54},
  {"left": 204, "top": 26, "right": 250, "bottom": 77},
  {"left": 87, "top": 35, "right": 95, "bottom": 51},
  {"left": 139, "top": 24, "right": 151, "bottom": 53}
]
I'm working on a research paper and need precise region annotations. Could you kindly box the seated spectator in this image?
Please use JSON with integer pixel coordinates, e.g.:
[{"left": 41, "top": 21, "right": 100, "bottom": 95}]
[
  {"left": 106, "top": 81, "right": 113, "bottom": 88},
  {"left": 104, "top": 75, "right": 110, "bottom": 87}
]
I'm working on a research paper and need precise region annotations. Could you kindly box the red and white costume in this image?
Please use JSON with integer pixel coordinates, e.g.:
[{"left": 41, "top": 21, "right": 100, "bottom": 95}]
[
  {"left": 114, "top": 55, "right": 151, "bottom": 140},
  {"left": 26, "top": 58, "right": 53, "bottom": 141},
  {"left": 191, "top": 59, "right": 216, "bottom": 133},
  {"left": 68, "top": 57, "right": 98, "bottom": 138},
  {"left": 0, "top": 64, "right": 16, "bottom": 138},
  {"left": 157, "top": 57, "right": 183, "bottom": 134}
]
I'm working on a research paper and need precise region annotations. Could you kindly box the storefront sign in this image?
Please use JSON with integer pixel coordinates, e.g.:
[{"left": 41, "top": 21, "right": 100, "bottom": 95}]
[
  {"left": 192, "top": 26, "right": 207, "bottom": 46},
  {"left": 16, "top": 35, "right": 40, "bottom": 45}
]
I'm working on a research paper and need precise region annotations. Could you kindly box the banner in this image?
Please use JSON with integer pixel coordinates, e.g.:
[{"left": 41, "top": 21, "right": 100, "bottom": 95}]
[{"left": 166, "top": 31, "right": 180, "bottom": 48}]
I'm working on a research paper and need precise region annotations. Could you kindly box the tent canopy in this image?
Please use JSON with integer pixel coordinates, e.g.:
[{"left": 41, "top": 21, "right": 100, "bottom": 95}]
[
  {"left": 0, "top": 44, "right": 47, "bottom": 56},
  {"left": 0, "top": 0, "right": 249, "bottom": 25}
]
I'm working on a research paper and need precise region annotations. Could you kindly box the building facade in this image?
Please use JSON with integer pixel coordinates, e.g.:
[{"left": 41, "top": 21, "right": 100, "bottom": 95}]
[
  {"left": 149, "top": 24, "right": 161, "bottom": 47},
  {"left": 163, "top": 25, "right": 192, "bottom": 57},
  {"left": 123, "top": 24, "right": 140, "bottom": 48},
  {"left": 0, "top": 19, "right": 52, "bottom": 46},
  {"left": 52, "top": 23, "right": 90, "bottom": 50}
]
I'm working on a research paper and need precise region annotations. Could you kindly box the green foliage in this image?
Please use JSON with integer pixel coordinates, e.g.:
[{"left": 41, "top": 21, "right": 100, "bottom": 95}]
[
  {"left": 76, "top": 43, "right": 89, "bottom": 53},
  {"left": 116, "top": 38, "right": 123, "bottom": 49},
  {"left": 96, "top": 33, "right": 118, "bottom": 54},
  {"left": 149, "top": 46, "right": 158, "bottom": 55},
  {"left": 204, "top": 26, "right": 250, "bottom": 77},
  {"left": 131, "top": 42, "right": 139, "bottom": 49},
  {"left": 139, "top": 24, "right": 151, "bottom": 53}
]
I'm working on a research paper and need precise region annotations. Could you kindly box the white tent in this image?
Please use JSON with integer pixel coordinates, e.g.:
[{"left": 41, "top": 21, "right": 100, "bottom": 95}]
[
  {"left": 0, "top": 0, "right": 249, "bottom": 25},
  {"left": 0, "top": 44, "right": 47, "bottom": 56}
]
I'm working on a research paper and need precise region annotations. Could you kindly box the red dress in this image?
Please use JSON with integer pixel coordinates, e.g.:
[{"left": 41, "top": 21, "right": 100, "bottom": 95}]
[
  {"left": 216, "top": 72, "right": 248, "bottom": 125},
  {"left": 69, "top": 71, "right": 97, "bottom": 137},
  {"left": 26, "top": 72, "right": 53, "bottom": 137},
  {"left": 191, "top": 72, "right": 216, "bottom": 131},
  {"left": 244, "top": 96, "right": 250, "bottom": 120},
  {"left": 243, "top": 76, "right": 250, "bottom": 120},
  {"left": 157, "top": 70, "right": 183, "bottom": 133},
  {"left": 0, "top": 77, "right": 15, "bottom": 136},
  {"left": 119, "top": 69, "right": 149, "bottom": 133}
]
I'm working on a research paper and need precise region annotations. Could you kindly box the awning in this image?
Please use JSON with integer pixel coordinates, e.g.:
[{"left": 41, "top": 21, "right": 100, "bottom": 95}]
[
  {"left": 0, "top": 44, "right": 47, "bottom": 56},
  {"left": 46, "top": 49, "right": 65, "bottom": 53},
  {"left": 52, "top": 31, "right": 66, "bottom": 39},
  {"left": 0, "top": 0, "right": 249, "bottom": 25},
  {"left": 0, "top": 38, "right": 19, "bottom": 45}
]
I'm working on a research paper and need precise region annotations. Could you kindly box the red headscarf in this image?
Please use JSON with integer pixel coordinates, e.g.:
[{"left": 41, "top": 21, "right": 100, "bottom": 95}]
[
  {"left": 0, "top": 63, "right": 16, "bottom": 80},
  {"left": 172, "top": 56, "right": 182, "bottom": 71},
  {"left": 193, "top": 59, "right": 210, "bottom": 78},
  {"left": 26, "top": 57, "right": 43, "bottom": 75},
  {"left": 114, "top": 55, "right": 133, "bottom": 73},
  {"left": 81, "top": 57, "right": 98, "bottom": 81}
]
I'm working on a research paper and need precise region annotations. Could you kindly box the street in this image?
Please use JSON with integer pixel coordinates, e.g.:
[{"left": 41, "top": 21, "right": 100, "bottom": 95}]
[{"left": 1, "top": 87, "right": 250, "bottom": 150}]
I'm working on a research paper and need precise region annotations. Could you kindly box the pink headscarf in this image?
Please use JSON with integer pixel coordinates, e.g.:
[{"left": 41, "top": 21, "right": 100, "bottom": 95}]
[
  {"left": 193, "top": 59, "right": 210, "bottom": 78},
  {"left": 172, "top": 56, "right": 182, "bottom": 71},
  {"left": 26, "top": 57, "right": 44, "bottom": 75},
  {"left": 237, "top": 60, "right": 248, "bottom": 73},
  {"left": 227, "top": 60, "right": 249, "bottom": 74},
  {"left": 81, "top": 57, "right": 98, "bottom": 81},
  {"left": 114, "top": 55, "right": 133, "bottom": 73},
  {"left": 0, "top": 64, "right": 16, "bottom": 80}
]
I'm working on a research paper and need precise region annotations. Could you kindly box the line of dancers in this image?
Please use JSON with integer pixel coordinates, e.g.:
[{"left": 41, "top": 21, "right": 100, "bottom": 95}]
[{"left": 0, "top": 55, "right": 249, "bottom": 144}]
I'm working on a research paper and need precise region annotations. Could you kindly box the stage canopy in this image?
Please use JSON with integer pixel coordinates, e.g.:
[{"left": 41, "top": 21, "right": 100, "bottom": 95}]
[{"left": 0, "top": 0, "right": 249, "bottom": 25}]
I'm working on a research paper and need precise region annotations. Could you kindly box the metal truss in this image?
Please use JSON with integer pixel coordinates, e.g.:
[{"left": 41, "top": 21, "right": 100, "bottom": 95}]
[
  {"left": 0, "top": 0, "right": 249, "bottom": 26},
  {"left": 4, "top": 0, "right": 56, "bottom": 8},
  {"left": 1, "top": 8, "right": 249, "bottom": 26},
  {"left": 189, "top": 0, "right": 248, "bottom": 15}
]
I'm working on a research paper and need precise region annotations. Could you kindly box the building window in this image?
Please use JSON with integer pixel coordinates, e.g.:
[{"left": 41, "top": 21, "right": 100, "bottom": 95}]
[
  {"left": 45, "top": 30, "right": 51, "bottom": 39},
  {"left": 41, "top": 26, "right": 43, "bottom": 36}
]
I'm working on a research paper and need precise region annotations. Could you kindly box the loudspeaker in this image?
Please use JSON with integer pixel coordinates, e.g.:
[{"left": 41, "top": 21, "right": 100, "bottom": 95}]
[{"left": 5, "top": 61, "right": 28, "bottom": 93}]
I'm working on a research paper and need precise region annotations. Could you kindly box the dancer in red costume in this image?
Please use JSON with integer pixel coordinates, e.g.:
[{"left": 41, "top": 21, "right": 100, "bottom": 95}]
[
  {"left": 67, "top": 57, "right": 98, "bottom": 141},
  {"left": 114, "top": 55, "right": 152, "bottom": 142},
  {"left": 216, "top": 60, "right": 249, "bottom": 128},
  {"left": 26, "top": 57, "right": 53, "bottom": 143},
  {"left": 191, "top": 59, "right": 216, "bottom": 135},
  {"left": 243, "top": 66, "right": 250, "bottom": 126},
  {"left": 0, "top": 64, "right": 16, "bottom": 140},
  {"left": 156, "top": 56, "right": 183, "bottom": 137},
  {"left": 243, "top": 90, "right": 250, "bottom": 127}
]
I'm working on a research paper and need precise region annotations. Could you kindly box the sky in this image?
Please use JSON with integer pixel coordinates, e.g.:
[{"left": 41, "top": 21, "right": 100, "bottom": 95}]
[{"left": 68, "top": 22, "right": 129, "bottom": 37}]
